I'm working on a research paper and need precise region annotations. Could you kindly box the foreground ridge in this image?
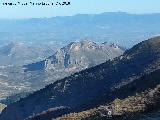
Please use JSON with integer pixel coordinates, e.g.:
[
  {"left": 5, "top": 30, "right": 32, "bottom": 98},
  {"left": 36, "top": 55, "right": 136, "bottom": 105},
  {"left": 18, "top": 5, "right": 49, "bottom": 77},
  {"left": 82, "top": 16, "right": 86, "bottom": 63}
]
[{"left": 56, "top": 84, "right": 160, "bottom": 120}]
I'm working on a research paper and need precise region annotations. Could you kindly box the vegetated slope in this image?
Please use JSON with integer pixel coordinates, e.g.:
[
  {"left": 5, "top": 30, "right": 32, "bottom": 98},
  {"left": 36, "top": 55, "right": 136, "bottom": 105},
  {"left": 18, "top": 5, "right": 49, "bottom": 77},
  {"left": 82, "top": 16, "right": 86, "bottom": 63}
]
[
  {"left": 56, "top": 85, "right": 160, "bottom": 120},
  {"left": 1, "top": 36, "right": 160, "bottom": 120},
  {"left": 56, "top": 69, "right": 160, "bottom": 120},
  {"left": 0, "top": 92, "right": 30, "bottom": 105}
]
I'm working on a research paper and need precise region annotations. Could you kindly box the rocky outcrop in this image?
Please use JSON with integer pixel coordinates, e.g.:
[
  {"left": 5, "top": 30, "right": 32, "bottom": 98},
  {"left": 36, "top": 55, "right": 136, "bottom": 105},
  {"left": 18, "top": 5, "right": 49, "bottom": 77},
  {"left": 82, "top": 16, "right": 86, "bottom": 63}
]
[{"left": 0, "top": 103, "right": 6, "bottom": 113}]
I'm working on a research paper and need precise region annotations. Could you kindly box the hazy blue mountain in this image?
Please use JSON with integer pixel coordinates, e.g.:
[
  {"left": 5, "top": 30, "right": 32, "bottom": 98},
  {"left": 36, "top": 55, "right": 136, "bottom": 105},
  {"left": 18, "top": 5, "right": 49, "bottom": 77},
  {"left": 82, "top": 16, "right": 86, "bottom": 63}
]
[
  {"left": 0, "top": 42, "right": 57, "bottom": 66},
  {"left": 1, "top": 36, "right": 160, "bottom": 120},
  {"left": 0, "top": 12, "right": 160, "bottom": 47}
]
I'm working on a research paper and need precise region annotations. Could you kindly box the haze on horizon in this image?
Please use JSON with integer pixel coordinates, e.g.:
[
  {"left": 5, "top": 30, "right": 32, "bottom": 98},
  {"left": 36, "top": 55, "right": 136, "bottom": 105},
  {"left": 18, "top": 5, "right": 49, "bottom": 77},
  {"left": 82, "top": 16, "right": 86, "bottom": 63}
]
[{"left": 0, "top": 0, "right": 160, "bottom": 19}]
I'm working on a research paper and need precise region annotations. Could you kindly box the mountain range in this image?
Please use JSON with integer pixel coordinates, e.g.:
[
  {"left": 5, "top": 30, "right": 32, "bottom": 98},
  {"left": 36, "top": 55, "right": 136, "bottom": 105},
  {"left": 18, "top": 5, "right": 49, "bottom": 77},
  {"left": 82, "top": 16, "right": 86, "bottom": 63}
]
[
  {"left": 1, "top": 36, "right": 160, "bottom": 120},
  {"left": 1, "top": 12, "right": 160, "bottom": 47}
]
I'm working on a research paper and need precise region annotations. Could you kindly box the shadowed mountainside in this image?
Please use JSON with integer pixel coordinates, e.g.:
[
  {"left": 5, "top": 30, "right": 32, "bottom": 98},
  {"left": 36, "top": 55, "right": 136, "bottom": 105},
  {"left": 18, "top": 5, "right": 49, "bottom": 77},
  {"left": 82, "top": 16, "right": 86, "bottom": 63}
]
[{"left": 1, "top": 36, "right": 160, "bottom": 120}]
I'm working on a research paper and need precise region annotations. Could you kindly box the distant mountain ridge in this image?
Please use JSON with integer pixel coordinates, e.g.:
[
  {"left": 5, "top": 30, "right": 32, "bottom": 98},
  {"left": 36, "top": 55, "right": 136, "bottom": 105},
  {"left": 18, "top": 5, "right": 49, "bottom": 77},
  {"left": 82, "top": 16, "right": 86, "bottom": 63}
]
[
  {"left": 1, "top": 36, "right": 160, "bottom": 120},
  {"left": 1, "top": 12, "right": 160, "bottom": 47}
]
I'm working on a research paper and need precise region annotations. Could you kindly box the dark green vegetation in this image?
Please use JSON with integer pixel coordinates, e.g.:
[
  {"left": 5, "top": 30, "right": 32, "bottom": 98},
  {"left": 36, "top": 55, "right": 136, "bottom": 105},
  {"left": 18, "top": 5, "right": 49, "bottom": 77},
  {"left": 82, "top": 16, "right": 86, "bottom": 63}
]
[
  {"left": 56, "top": 70, "right": 160, "bottom": 120},
  {"left": 0, "top": 92, "right": 30, "bottom": 105},
  {"left": 1, "top": 36, "right": 160, "bottom": 120}
]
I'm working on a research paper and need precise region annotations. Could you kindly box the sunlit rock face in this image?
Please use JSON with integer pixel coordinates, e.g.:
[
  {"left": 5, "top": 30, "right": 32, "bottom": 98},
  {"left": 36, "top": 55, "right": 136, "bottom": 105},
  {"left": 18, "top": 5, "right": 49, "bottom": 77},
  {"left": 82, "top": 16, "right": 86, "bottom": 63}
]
[{"left": 24, "top": 40, "right": 124, "bottom": 72}]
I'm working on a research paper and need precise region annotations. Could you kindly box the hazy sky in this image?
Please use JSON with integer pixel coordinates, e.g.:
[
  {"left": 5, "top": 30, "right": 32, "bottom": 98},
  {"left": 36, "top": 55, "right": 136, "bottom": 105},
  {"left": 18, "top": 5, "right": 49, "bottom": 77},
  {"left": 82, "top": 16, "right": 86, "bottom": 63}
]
[{"left": 0, "top": 0, "right": 160, "bottom": 19}]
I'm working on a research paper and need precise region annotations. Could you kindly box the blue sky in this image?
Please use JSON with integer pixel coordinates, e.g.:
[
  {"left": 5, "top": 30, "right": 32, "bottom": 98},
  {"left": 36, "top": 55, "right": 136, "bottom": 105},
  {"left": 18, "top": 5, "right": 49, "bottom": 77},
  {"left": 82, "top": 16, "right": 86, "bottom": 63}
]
[{"left": 0, "top": 0, "right": 160, "bottom": 19}]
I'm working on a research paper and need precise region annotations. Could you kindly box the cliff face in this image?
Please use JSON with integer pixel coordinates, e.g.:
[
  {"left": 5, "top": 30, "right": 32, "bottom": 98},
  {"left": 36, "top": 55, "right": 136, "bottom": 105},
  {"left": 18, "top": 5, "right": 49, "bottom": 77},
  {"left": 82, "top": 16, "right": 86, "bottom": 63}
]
[{"left": 1, "top": 37, "right": 160, "bottom": 120}]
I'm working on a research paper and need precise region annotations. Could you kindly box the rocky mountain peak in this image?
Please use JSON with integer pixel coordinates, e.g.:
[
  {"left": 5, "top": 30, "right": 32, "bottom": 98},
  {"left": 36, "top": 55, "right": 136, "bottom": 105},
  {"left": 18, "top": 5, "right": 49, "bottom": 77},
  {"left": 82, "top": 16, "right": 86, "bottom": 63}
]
[
  {"left": 61, "top": 41, "right": 98, "bottom": 52},
  {"left": 24, "top": 40, "right": 124, "bottom": 72}
]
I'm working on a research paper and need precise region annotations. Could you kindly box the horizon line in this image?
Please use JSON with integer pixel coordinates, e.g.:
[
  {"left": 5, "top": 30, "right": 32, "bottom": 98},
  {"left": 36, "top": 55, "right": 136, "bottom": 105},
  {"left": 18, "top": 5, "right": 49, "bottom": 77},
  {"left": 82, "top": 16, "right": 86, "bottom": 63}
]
[{"left": 1, "top": 11, "right": 160, "bottom": 20}]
